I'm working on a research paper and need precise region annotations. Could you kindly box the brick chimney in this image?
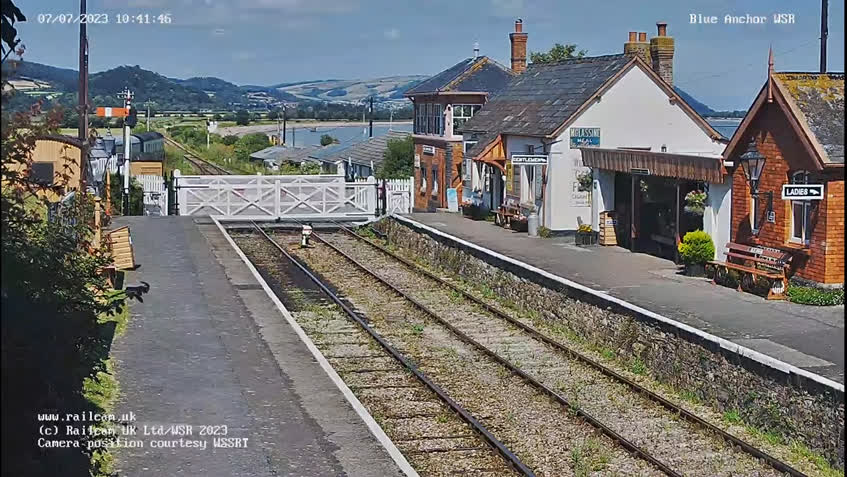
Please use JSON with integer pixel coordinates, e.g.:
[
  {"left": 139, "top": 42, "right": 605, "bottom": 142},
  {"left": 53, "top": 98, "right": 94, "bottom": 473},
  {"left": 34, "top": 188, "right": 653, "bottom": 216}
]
[
  {"left": 509, "top": 19, "right": 528, "bottom": 74},
  {"left": 623, "top": 31, "right": 650, "bottom": 64},
  {"left": 650, "top": 22, "right": 674, "bottom": 85}
]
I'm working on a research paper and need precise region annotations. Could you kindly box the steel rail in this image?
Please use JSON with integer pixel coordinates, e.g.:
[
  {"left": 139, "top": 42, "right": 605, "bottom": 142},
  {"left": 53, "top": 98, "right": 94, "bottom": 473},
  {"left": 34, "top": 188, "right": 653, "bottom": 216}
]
[
  {"left": 250, "top": 222, "right": 536, "bottom": 477},
  {"left": 308, "top": 227, "right": 682, "bottom": 477},
  {"left": 335, "top": 222, "right": 809, "bottom": 477},
  {"left": 163, "top": 136, "right": 231, "bottom": 175}
]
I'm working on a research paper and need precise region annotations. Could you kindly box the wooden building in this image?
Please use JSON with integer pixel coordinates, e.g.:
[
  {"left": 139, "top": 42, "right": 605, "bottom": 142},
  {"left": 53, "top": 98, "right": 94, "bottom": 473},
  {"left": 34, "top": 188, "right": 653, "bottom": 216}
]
[
  {"left": 404, "top": 21, "right": 518, "bottom": 211},
  {"left": 9, "top": 135, "right": 86, "bottom": 202},
  {"left": 723, "top": 63, "right": 844, "bottom": 285}
]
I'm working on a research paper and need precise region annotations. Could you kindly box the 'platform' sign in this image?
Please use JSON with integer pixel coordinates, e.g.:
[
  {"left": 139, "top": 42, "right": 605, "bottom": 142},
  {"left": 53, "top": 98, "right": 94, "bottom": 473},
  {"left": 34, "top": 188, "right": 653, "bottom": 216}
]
[{"left": 782, "top": 184, "right": 824, "bottom": 200}]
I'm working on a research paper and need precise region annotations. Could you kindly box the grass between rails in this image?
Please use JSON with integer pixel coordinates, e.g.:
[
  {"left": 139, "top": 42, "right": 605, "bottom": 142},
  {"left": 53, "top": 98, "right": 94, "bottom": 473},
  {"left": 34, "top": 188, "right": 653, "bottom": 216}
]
[{"left": 368, "top": 233, "right": 843, "bottom": 477}]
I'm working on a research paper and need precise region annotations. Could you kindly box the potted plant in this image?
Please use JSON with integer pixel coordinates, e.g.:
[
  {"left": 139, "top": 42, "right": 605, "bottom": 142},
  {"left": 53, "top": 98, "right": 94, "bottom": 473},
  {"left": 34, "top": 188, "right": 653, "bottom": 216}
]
[
  {"left": 575, "top": 223, "right": 596, "bottom": 246},
  {"left": 684, "top": 189, "right": 707, "bottom": 215},
  {"left": 677, "top": 230, "right": 715, "bottom": 276}
]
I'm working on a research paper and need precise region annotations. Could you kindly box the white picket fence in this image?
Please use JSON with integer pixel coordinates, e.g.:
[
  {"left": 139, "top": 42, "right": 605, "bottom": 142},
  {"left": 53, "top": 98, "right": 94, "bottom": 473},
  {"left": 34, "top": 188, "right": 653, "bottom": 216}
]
[
  {"left": 136, "top": 174, "right": 168, "bottom": 217},
  {"left": 174, "top": 171, "right": 378, "bottom": 219}
]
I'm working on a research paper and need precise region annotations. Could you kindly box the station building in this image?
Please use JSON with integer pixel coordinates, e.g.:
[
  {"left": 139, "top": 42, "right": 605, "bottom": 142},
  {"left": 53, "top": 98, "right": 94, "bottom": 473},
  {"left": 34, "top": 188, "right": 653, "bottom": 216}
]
[
  {"left": 722, "top": 63, "right": 844, "bottom": 286},
  {"left": 404, "top": 22, "right": 518, "bottom": 211},
  {"left": 463, "top": 23, "right": 729, "bottom": 260}
]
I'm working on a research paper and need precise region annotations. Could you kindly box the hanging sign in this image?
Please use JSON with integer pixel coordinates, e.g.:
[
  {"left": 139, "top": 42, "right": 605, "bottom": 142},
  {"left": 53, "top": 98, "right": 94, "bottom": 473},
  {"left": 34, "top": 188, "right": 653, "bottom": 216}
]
[
  {"left": 570, "top": 127, "right": 600, "bottom": 148},
  {"left": 511, "top": 154, "right": 548, "bottom": 165},
  {"left": 422, "top": 145, "right": 435, "bottom": 155},
  {"left": 631, "top": 168, "right": 651, "bottom": 175},
  {"left": 782, "top": 184, "right": 823, "bottom": 200}
]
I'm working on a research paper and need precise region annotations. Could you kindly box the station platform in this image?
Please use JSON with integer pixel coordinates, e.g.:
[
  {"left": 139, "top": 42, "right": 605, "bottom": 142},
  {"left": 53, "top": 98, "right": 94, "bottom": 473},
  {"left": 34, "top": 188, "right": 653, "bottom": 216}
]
[
  {"left": 110, "top": 216, "right": 405, "bottom": 477},
  {"left": 404, "top": 212, "right": 844, "bottom": 384}
]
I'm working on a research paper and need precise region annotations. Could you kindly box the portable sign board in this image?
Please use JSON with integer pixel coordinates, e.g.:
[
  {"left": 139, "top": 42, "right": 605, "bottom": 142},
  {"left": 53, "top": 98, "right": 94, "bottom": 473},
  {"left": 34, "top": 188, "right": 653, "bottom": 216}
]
[
  {"left": 511, "top": 154, "right": 548, "bottom": 165},
  {"left": 446, "top": 188, "right": 459, "bottom": 212},
  {"left": 96, "top": 107, "right": 128, "bottom": 117},
  {"left": 782, "top": 184, "right": 823, "bottom": 200}
]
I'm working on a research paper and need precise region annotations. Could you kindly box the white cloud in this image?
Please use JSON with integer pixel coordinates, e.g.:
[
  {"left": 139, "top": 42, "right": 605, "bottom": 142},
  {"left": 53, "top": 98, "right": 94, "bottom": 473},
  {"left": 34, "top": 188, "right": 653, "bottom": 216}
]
[{"left": 384, "top": 28, "right": 400, "bottom": 40}]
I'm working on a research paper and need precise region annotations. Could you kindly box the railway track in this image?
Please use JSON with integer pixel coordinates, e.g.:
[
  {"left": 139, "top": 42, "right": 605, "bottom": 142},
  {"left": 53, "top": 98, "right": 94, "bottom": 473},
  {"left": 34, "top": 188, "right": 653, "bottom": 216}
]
[
  {"left": 231, "top": 225, "right": 530, "bottom": 477},
  {"left": 163, "top": 136, "right": 231, "bottom": 175},
  {"left": 295, "top": 224, "right": 809, "bottom": 477}
]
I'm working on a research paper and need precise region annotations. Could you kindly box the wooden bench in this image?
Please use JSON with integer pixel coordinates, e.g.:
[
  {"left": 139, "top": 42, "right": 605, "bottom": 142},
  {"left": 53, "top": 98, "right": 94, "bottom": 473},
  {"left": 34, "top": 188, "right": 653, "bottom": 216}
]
[
  {"left": 495, "top": 204, "right": 527, "bottom": 231},
  {"left": 708, "top": 242, "right": 792, "bottom": 300}
]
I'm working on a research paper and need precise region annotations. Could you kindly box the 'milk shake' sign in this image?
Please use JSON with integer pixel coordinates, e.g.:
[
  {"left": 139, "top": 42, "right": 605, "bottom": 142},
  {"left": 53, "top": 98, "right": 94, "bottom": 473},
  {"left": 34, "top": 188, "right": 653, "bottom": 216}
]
[{"left": 782, "top": 184, "right": 824, "bottom": 200}]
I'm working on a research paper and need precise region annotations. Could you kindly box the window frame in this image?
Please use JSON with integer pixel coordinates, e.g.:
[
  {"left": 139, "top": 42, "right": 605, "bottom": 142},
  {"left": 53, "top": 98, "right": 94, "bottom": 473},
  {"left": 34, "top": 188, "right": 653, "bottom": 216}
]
[
  {"left": 452, "top": 104, "right": 481, "bottom": 136},
  {"left": 789, "top": 170, "right": 812, "bottom": 245}
]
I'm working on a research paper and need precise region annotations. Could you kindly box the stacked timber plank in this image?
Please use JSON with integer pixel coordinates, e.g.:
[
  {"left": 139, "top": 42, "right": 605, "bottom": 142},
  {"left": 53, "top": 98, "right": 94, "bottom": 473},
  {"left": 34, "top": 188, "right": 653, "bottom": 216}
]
[
  {"left": 599, "top": 211, "right": 617, "bottom": 246},
  {"left": 107, "top": 226, "right": 136, "bottom": 270}
]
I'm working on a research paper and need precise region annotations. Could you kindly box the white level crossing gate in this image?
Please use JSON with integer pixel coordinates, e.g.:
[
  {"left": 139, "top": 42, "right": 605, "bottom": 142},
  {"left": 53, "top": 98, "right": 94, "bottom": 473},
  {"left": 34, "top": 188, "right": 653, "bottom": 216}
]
[{"left": 174, "top": 172, "right": 380, "bottom": 219}]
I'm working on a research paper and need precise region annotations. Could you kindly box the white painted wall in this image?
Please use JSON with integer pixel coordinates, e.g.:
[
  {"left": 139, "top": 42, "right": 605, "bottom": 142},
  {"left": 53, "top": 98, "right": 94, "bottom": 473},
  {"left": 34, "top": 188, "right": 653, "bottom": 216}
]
[{"left": 529, "top": 65, "right": 726, "bottom": 231}]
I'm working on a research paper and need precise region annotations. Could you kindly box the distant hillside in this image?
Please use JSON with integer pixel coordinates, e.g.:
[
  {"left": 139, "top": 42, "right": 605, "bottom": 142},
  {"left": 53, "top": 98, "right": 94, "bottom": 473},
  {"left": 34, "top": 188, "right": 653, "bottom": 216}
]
[
  {"left": 1, "top": 60, "right": 78, "bottom": 91},
  {"left": 674, "top": 86, "right": 747, "bottom": 118},
  {"left": 276, "top": 76, "right": 427, "bottom": 104},
  {"left": 3, "top": 60, "right": 742, "bottom": 117}
]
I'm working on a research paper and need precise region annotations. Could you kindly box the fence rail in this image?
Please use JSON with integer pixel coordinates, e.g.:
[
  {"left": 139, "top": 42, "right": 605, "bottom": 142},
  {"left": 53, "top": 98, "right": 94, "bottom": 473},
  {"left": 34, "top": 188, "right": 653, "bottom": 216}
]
[{"left": 174, "top": 172, "right": 378, "bottom": 219}]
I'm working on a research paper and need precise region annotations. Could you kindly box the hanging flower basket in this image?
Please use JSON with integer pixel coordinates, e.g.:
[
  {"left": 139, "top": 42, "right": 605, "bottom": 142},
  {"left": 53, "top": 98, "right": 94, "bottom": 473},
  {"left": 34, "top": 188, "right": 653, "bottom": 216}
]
[{"left": 684, "top": 190, "right": 707, "bottom": 215}]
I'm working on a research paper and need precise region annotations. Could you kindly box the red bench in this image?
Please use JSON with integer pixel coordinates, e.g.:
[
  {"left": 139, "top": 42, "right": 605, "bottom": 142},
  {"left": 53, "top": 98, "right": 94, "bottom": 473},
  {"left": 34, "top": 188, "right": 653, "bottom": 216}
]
[{"left": 708, "top": 242, "right": 792, "bottom": 300}]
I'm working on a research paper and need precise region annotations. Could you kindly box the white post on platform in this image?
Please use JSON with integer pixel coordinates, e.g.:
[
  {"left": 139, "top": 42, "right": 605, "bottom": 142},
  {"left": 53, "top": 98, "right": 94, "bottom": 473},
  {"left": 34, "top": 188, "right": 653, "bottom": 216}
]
[
  {"left": 367, "top": 175, "right": 377, "bottom": 216},
  {"left": 174, "top": 169, "right": 186, "bottom": 216}
]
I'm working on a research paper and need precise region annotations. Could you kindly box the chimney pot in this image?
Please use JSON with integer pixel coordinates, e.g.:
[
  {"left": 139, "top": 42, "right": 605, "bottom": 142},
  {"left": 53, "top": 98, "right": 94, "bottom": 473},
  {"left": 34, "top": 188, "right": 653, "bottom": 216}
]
[
  {"left": 638, "top": 32, "right": 647, "bottom": 42},
  {"left": 657, "top": 22, "right": 667, "bottom": 36},
  {"left": 473, "top": 41, "right": 480, "bottom": 59},
  {"left": 628, "top": 32, "right": 637, "bottom": 42},
  {"left": 509, "top": 19, "right": 528, "bottom": 74}
]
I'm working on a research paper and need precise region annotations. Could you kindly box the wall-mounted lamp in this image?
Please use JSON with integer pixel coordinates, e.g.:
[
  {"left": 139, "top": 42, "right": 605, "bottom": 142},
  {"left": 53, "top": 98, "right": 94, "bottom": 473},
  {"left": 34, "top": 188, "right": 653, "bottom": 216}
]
[{"left": 739, "top": 144, "right": 766, "bottom": 197}]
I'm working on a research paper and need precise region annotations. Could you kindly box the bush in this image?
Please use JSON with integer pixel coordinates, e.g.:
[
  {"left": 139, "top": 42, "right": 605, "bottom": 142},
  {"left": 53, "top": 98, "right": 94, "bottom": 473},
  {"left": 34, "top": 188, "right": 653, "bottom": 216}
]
[
  {"left": 221, "top": 135, "right": 239, "bottom": 146},
  {"left": 786, "top": 286, "right": 844, "bottom": 306},
  {"left": 538, "top": 226, "right": 553, "bottom": 238},
  {"left": 677, "top": 230, "right": 715, "bottom": 265}
]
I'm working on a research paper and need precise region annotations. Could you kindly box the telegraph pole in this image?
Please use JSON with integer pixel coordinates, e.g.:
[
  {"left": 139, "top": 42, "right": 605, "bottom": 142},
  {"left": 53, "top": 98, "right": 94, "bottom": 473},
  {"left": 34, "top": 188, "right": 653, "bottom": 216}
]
[
  {"left": 820, "top": 0, "right": 828, "bottom": 72},
  {"left": 368, "top": 96, "right": 374, "bottom": 138},
  {"left": 78, "top": 0, "right": 89, "bottom": 143},
  {"left": 282, "top": 105, "right": 287, "bottom": 145},
  {"left": 120, "top": 88, "right": 134, "bottom": 215},
  {"left": 145, "top": 100, "right": 152, "bottom": 131}
]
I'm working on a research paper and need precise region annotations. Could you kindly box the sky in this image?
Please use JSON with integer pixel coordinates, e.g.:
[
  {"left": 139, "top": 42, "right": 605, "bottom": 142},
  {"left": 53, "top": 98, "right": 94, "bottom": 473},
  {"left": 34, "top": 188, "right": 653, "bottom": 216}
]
[{"left": 14, "top": 0, "right": 846, "bottom": 110}]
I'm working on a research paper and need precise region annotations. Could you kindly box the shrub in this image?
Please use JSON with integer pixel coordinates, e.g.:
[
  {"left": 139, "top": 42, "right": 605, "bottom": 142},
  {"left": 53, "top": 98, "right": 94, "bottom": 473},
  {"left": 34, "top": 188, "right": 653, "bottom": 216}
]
[
  {"left": 677, "top": 230, "right": 715, "bottom": 265},
  {"left": 538, "top": 226, "right": 553, "bottom": 238},
  {"left": 786, "top": 286, "right": 844, "bottom": 306}
]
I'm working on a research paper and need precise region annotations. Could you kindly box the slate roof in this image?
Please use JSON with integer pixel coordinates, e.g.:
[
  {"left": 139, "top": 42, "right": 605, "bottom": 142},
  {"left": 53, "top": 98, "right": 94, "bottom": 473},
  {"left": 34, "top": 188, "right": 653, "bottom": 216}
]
[
  {"left": 309, "top": 130, "right": 410, "bottom": 167},
  {"left": 405, "top": 57, "right": 515, "bottom": 96},
  {"left": 249, "top": 145, "right": 322, "bottom": 164},
  {"left": 464, "top": 131, "right": 501, "bottom": 160},
  {"left": 774, "top": 72, "right": 844, "bottom": 164},
  {"left": 462, "top": 54, "right": 634, "bottom": 137}
]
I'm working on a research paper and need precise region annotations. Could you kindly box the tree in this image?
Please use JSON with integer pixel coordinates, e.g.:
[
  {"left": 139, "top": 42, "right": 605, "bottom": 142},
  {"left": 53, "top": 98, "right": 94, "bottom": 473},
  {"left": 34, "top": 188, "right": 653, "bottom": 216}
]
[
  {"left": 2, "top": 3, "right": 127, "bottom": 475},
  {"left": 529, "top": 43, "right": 586, "bottom": 64},
  {"left": 267, "top": 109, "right": 279, "bottom": 120},
  {"left": 234, "top": 132, "right": 270, "bottom": 161},
  {"left": 212, "top": 113, "right": 223, "bottom": 121},
  {"left": 320, "top": 134, "right": 337, "bottom": 146},
  {"left": 221, "top": 134, "right": 239, "bottom": 146},
  {"left": 377, "top": 135, "right": 414, "bottom": 179},
  {"left": 235, "top": 109, "right": 250, "bottom": 126}
]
